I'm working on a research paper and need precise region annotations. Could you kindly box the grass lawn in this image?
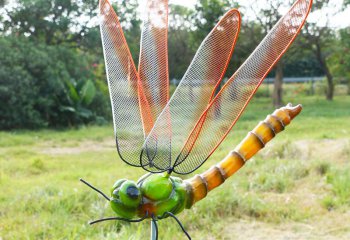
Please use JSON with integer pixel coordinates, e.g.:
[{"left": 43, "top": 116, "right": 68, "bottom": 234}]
[{"left": 1, "top": 95, "right": 350, "bottom": 239}]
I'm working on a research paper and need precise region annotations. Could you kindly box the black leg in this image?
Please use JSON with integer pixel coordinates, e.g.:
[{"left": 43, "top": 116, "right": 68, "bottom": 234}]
[
  {"left": 80, "top": 178, "right": 110, "bottom": 201},
  {"left": 164, "top": 212, "right": 191, "bottom": 240},
  {"left": 89, "top": 213, "right": 149, "bottom": 225}
]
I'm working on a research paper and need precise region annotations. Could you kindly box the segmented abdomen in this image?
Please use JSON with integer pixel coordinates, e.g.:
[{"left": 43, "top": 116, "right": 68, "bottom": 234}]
[{"left": 184, "top": 104, "right": 302, "bottom": 207}]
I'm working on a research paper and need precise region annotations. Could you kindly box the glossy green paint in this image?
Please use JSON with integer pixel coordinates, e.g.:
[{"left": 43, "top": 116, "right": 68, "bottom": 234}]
[
  {"left": 110, "top": 179, "right": 141, "bottom": 219},
  {"left": 109, "top": 173, "right": 192, "bottom": 219},
  {"left": 140, "top": 173, "right": 173, "bottom": 201},
  {"left": 148, "top": 176, "right": 190, "bottom": 216}
]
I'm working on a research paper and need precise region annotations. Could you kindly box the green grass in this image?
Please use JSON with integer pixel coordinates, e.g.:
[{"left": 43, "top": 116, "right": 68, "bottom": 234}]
[{"left": 1, "top": 96, "right": 350, "bottom": 239}]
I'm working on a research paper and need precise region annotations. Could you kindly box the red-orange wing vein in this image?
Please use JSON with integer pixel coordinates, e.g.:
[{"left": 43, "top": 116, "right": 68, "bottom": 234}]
[
  {"left": 139, "top": 0, "right": 170, "bottom": 134},
  {"left": 99, "top": 0, "right": 153, "bottom": 166},
  {"left": 140, "top": 9, "right": 241, "bottom": 173},
  {"left": 173, "top": 0, "right": 313, "bottom": 174}
]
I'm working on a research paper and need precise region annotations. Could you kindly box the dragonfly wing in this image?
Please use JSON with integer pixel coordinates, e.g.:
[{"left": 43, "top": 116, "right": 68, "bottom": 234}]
[
  {"left": 99, "top": 0, "right": 152, "bottom": 166},
  {"left": 139, "top": 0, "right": 169, "bottom": 134},
  {"left": 141, "top": 9, "right": 241, "bottom": 172},
  {"left": 173, "top": 0, "right": 313, "bottom": 174}
]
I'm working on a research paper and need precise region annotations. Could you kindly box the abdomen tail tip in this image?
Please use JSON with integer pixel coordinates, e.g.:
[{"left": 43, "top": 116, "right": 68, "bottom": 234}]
[{"left": 284, "top": 103, "right": 302, "bottom": 120}]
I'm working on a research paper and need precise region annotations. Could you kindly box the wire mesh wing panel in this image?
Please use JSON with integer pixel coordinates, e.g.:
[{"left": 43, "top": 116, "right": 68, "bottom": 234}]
[
  {"left": 141, "top": 9, "right": 241, "bottom": 173},
  {"left": 139, "top": 0, "right": 169, "bottom": 133},
  {"left": 99, "top": 0, "right": 152, "bottom": 166},
  {"left": 173, "top": 0, "right": 312, "bottom": 174}
]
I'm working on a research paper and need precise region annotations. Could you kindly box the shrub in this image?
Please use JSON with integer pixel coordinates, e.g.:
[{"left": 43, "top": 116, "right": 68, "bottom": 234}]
[{"left": 0, "top": 36, "right": 110, "bottom": 129}]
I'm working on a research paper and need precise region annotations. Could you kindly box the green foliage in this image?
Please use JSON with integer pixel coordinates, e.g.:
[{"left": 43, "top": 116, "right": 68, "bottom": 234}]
[
  {"left": 0, "top": 36, "right": 109, "bottom": 129},
  {"left": 284, "top": 55, "right": 324, "bottom": 77},
  {"left": 0, "top": 0, "right": 110, "bottom": 129},
  {"left": 329, "top": 28, "right": 350, "bottom": 94},
  {"left": 61, "top": 79, "right": 97, "bottom": 122},
  {"left": 191, "top": 0, "right": 241, "bottom": 78},
  {"left": 324, "top": 168, "right": 350, "bottom": 208},
  {"left": 0, "top": 36, "right": 47, "bottom": 128},
  {"left": 111, "top": 0, "right": 141, "bottom": 64},
  {"left": 168, "top": 5, "right": 196, "bottom": 79},
  {"left": 2, "top": 0, "right": 96, "bottom": 46}
]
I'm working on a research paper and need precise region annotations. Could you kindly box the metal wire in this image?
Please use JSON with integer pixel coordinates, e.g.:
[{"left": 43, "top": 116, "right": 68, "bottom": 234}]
[
  {"left": 142, "top": 0, "right": 312, "bottom": 174},
  {"left": 89, "top": 212, "right": 149, "bottom": 225},
  {"left": 172, "top": 0, "right": 312, "bottom": 174},
  {"left": 79, "top": 178, "right": 110, "bottom": 201},
  {"left": 151, "top": 214, "right": 158, "bottom": 240},
  {"left": 141, "top": 9, "right": 241, "bottom": 173},
  {"left": 99, "top": 0, "right": 152, "bottom": 167},
  {"left": 159, "top": 212, "right": 191, "bottom": 240},
  {"left": 100, "top": 0, "right": 312, "bottom": 175},
  {"left": 139, "top": 0, "right": 169, "bottom": 130}
]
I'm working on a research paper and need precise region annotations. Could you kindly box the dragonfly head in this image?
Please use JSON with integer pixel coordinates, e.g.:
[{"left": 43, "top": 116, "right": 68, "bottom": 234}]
[{"left": 110, "top": 179, "right": 142, "bottom": 219}]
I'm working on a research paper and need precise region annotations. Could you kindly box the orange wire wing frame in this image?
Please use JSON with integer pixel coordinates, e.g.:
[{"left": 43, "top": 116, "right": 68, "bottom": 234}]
[
  {"left": 140, "top": 9, "right": 241, "bottom": 172},
  {"left": 142, "top": 0, "right": 313, "bottom": 174},
  {"left": 138, "top": 0, "right": 170, "bottom": 135},
  {"left": 99, "top": 0, "right": 154, "bottom": 166},
  {"left": 99, "top": 0, "right": 312, "bottom": 174}
]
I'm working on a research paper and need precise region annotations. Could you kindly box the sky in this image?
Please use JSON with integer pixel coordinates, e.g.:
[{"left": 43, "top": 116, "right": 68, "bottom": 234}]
[
  {"left": 167, "top": 0, "right": 350, "bottom": 29},
  {"left": 2, "top": 0, "right": 349, "bottom": 30},
  {"left": 170, "top": 0, "right": 197, "bottom": 8}
]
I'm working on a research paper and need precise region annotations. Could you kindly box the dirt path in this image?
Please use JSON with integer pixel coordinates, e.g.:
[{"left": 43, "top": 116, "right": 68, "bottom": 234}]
[
  {"left": 221, "top": 211, "right": 350, "bottom": 240},
  {"left": 36, "top": 138, "right": 115, "bottom": 155}
]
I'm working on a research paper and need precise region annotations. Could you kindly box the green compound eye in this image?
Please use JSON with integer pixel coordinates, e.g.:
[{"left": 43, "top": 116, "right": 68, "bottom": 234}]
[
  {"left": 110, "top": 180, "right": 141, "bottom": 219},
  {"left": 126, "top": 186, "right": 139, "bottom": 199},
  {"left": 119, "top": 181, "right": 141, "bottom": 208},
  {"left": 111, "top": 179, "right": 126, "bottom": 195}
]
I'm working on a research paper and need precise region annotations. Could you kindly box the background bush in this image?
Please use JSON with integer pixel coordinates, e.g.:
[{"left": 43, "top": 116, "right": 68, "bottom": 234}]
[{"left": 0, "top": 36, "right": 110, "bottom": 129}]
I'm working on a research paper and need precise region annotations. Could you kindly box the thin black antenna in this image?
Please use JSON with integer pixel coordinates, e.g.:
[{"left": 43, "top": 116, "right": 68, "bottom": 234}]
[
  {"left": 161, "top": 212, "right": 191, "bottom": 240},
  {"left": 89, "top": 213, "right": 149, "bottom": 225},
  {"left": 80, "top": 178, "right": 110, "bottom": 201}
]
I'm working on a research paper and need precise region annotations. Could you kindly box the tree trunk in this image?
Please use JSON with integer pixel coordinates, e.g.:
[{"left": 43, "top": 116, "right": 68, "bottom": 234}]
[
  {"left": 273, "top": 61, "right": 283, "bottom": 107},
  {"left": 315, "top": 43, "right": 334, "bottom": 101},
  {"left": 325, "top": 69, "right": 334, "bottom": 100}
]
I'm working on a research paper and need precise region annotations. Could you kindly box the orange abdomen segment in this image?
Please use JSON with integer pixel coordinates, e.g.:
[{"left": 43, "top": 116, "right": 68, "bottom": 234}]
[{"left": 185, "top": 104, "right": 302, "bottom": 207}]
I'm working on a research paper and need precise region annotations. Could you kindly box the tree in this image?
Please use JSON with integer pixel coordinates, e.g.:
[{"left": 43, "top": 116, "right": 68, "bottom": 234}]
[
  {"left": 192, "top": 0, "right": 236, "bottom": 44},
  {"left": 190, "top": 0, "right": 240, "bottom": 115},
  {"left": 2, "top": 0, "right": 96, "bottom": 46},
  {"left": 0, "top": 0, "right": 113, "bottom": 129},
  {"left": 329, "top": 28, "right": 350, "bottom": 95},
  {"left": 0, "top": 37, "right": 43, "bottom": 128},
  {"left": 300, "top": 0, "right": 338, "bottom": 100},
  {"left": 112, "top": 0, "right": 141, "bottom": 64},
  {"left": 168, "top": 5, "right": 195, "bottom": 80},
  {"left": 303, "top": 25, "right": 336, "bottom": 100},
  {"left": 283, "top": 46, "right": 324, "bottom": 77},
  {"left": 0, "top": 36, "right": 105, "bottom": 129},
  {"left": 248, "top": 0, "right": 287, "bottom": 107}
]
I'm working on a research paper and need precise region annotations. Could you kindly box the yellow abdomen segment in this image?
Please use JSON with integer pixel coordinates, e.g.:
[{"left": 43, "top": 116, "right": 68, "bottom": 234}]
[{"left": 185, "top": 104, "right": 302, "bottom": 207}]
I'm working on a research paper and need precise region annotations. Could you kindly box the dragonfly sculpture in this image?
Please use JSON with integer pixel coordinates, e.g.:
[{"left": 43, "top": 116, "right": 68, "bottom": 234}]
[{"left": 80, "top": 0, "right": 312, "bottom": 239}]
